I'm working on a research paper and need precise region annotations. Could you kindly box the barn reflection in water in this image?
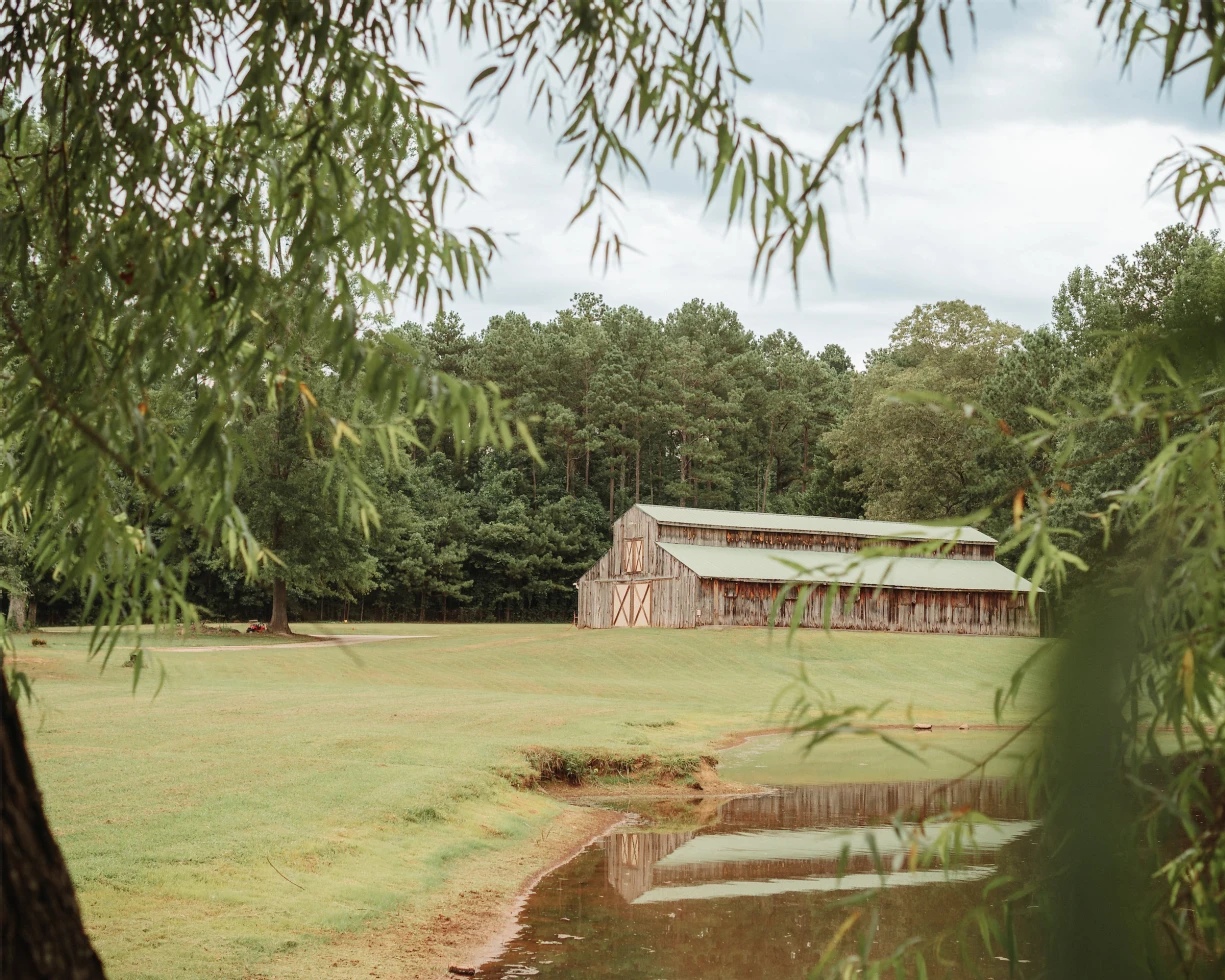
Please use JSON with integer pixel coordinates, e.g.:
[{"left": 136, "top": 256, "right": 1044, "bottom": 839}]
[{"left": 481, "top": 778, "right": 1039, "bottom": 979}]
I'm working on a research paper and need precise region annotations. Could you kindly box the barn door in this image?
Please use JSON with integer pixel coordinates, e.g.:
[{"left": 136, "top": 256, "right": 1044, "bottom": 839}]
[
  {"left": 631, "top": 582, "right": 652, "bottom": 627},
  {"left": 612, "top": 583, "right": 632, "bottom": 627}
]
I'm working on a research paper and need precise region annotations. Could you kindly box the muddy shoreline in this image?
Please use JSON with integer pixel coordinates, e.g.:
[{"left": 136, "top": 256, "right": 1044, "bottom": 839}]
[
  {"left": 308, "top": 723, "right": 1029, "bottom": 978},
  {"left": 454, "top": 805, "right": 629, "bottom": 974}
]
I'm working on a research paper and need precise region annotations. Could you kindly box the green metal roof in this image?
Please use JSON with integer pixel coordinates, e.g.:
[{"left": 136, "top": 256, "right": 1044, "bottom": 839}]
[
  {"left": 658, "top": 543, "right": 1038, "bottom": 593},
  {"left": 636, "top": 504, "right": 995, "bottom": 544}
]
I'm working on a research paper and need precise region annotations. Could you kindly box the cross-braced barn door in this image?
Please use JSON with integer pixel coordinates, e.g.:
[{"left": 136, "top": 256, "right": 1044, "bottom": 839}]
[
  {"left": 631, "top": 582, "right": 652, "bottom": 627},
  {"left": 612, "top": 583, "right": 632, "bottom": 627}
]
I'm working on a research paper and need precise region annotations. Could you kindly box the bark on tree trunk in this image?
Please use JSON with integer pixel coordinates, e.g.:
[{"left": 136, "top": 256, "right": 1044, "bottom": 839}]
[
  {"left": 268, "top": 578, "right": 291, "bottom": 634},
  {"left": 7, "top": 592, "right": 27, "bottom": 632},
  {"left": 2, "top": 660, "right": 108, "bottom": 979},
  {"left": 802, "top": 426, "right": 809, "bottom": 495}
]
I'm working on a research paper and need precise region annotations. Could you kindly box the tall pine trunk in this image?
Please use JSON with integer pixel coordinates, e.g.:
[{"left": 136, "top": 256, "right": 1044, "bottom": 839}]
[
  {"left": 269, "top": 578, "right": 290, "bottom": 634},
  {"left": 2, "top": 661, "right": 108, "bottom": 979},
  {"left": 802, "top": 426, "right": 809, "bottom": 495}
]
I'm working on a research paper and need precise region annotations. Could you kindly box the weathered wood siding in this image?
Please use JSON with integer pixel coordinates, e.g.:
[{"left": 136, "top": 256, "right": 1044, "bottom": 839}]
[
  {"left": 578, "top": 508, "right": 703, "bottom": 628},
  {"left": 656, "top": 522, "right": 994, "bottom": 560},
  {"left": 696, "top": 579, "right": 1039, "bottom": 636}
]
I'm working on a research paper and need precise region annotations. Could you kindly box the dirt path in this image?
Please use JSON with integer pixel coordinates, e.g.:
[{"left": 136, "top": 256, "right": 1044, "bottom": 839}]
[
  {"left": 148, "top": 634, "right": 435, "bottom": 653},
  {"left": 711, "top": 723, "right": 1032, "bottom": 751}
]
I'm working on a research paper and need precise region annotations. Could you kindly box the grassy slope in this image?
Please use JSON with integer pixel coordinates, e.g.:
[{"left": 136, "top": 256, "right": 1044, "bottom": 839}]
[{"left": 16, "top": 623, "right": 1043, "bottom": 979}]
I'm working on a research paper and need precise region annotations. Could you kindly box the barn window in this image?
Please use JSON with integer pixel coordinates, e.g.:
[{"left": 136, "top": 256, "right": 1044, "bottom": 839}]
[{"left": 623, "top": 537, "right": 644, "bottom": 573}]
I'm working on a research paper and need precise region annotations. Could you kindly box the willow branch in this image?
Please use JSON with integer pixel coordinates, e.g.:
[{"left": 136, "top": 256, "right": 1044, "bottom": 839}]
[{"left": 1, "top": 298, "right": 192, "bottom": 528}]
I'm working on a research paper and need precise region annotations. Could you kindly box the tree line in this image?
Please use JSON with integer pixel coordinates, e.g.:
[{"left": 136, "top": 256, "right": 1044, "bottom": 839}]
[{"left": 5, "top": 225, "right": 1211, "bottom": 629}]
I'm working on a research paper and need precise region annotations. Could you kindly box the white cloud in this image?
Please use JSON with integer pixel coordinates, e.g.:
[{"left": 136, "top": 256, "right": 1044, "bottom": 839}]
[{"left": 396, "top": 0, "right": 1222, "bottom": 366}]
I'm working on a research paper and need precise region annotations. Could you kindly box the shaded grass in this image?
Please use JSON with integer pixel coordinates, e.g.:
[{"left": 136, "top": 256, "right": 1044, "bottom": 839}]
[{"left": 16, "top": 623, "right": 1043, "bottom": 978}]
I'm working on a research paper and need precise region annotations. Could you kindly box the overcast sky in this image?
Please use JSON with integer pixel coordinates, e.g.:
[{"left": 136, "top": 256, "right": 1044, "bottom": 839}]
[{"left": 404, "top": 0, "right": 1222, "bottom": 366}]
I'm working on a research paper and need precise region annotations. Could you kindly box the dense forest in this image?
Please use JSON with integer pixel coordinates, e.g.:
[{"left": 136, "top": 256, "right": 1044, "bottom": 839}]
[{"left": 3, "top": 224, "right": 1217, "bottom": 627}]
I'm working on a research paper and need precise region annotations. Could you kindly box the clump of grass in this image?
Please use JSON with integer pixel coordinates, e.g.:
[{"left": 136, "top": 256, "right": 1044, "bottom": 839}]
[
  {"left": 515, "top": 747, "right": 714, "bottom": 788},
  {"left": 624, "top": 720, "right": 677, "bottom": 728},
  {"left": 402, "top": 804, "right": 444, "bottom": 823}
]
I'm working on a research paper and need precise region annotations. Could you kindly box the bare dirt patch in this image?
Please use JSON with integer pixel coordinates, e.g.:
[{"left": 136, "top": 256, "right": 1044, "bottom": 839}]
[
  {"left": 5, "top": 655, "right": 72, "bottom": 681},
  {"left": 543, "top": 759, "right": 765, "bottom": 801}
]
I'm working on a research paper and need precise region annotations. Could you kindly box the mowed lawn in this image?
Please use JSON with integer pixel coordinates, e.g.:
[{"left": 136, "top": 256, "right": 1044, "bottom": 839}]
[{"left": 16, "top": 623, "right": 1044, "bottom": 979}]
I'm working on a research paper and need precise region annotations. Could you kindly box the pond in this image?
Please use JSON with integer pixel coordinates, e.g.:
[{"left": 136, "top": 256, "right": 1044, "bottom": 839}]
[{"left": 479, "top": 733, "right": 1040, "bottom": 979}]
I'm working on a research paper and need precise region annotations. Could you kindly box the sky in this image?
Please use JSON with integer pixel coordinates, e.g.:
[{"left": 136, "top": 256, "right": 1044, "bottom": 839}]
[{"left": 402, "top": 0, "right": 1222, "bottom": 366}]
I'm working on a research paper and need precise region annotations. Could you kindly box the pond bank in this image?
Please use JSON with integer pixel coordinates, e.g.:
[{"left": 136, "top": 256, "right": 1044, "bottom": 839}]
[
  {"left": 304, "top": 752, "right": 779, "bottom": 979},
  {"left": 285, "top": 805, "right": 624, "bottom": 980},
  {"left": 474, "top": 732, "right": 1038, "bottom": 980}
]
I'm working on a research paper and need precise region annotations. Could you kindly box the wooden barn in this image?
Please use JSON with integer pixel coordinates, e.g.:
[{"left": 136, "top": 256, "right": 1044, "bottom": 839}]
[{"left": 576, "top": 505, "right": 1041, "bottom": 636}]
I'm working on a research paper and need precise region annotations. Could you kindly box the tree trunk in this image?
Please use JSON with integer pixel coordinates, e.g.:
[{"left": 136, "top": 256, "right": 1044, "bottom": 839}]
[
  {"left": 608, "top": 464, "right": 615, "bottom": 523},
  {"left": 2, "top": 659, "right": 108, "bottom": 979},
  {"left": 802, "top": 426, "right": 809, "bottom": 495},
  {"left": 269, "top": 578, "right": 291, "bottom": 634},
  {"left": 7, "top": 591, "right": 27, "bottom": 632},
  {"left": 635, "top": 445, "right": 641, "bottom": 503}
]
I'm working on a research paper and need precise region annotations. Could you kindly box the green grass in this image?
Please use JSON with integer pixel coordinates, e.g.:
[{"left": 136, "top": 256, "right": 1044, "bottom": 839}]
[{"left": 15, "top": 623, "right": 1044, "bottom": 978}]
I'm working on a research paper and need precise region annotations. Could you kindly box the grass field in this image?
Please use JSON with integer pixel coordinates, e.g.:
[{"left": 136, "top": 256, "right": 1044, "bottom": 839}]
[{"left": 15, "top": 623, "right": 1045, "bottom": 979}]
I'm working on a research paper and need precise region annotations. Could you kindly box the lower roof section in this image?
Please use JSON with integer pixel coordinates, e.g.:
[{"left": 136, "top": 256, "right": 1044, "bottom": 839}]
[{"left": 657, "top": 542, "right": 1039, "bottom": 594}]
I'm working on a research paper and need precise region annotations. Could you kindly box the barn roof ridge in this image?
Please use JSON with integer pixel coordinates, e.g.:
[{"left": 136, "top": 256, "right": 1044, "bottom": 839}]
[
  {"left": 635, "top": 504, "right": 996, "bottom": 545},
  {"left": 657, "top": 542, "right": 1039, "bottom": 593}
]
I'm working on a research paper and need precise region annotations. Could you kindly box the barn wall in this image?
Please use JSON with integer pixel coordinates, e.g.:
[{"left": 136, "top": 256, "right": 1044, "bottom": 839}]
[
  {"left": 641, "top": 549, "right": 697, "bottom": 628},
  {"left": 656, "top": 523, "right": 994, "bottom": 561},
  {"left": 579, "top": 508, "right": 702, "bottom": 628},
  {"left": 703, "top": 579, "right": 1039, "bottom": 636}
]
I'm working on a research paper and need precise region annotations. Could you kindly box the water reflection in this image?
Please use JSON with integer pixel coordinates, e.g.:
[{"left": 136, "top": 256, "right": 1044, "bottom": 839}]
[{"left": 480, "top": 779, "right": 1038, "bottom": 979}]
